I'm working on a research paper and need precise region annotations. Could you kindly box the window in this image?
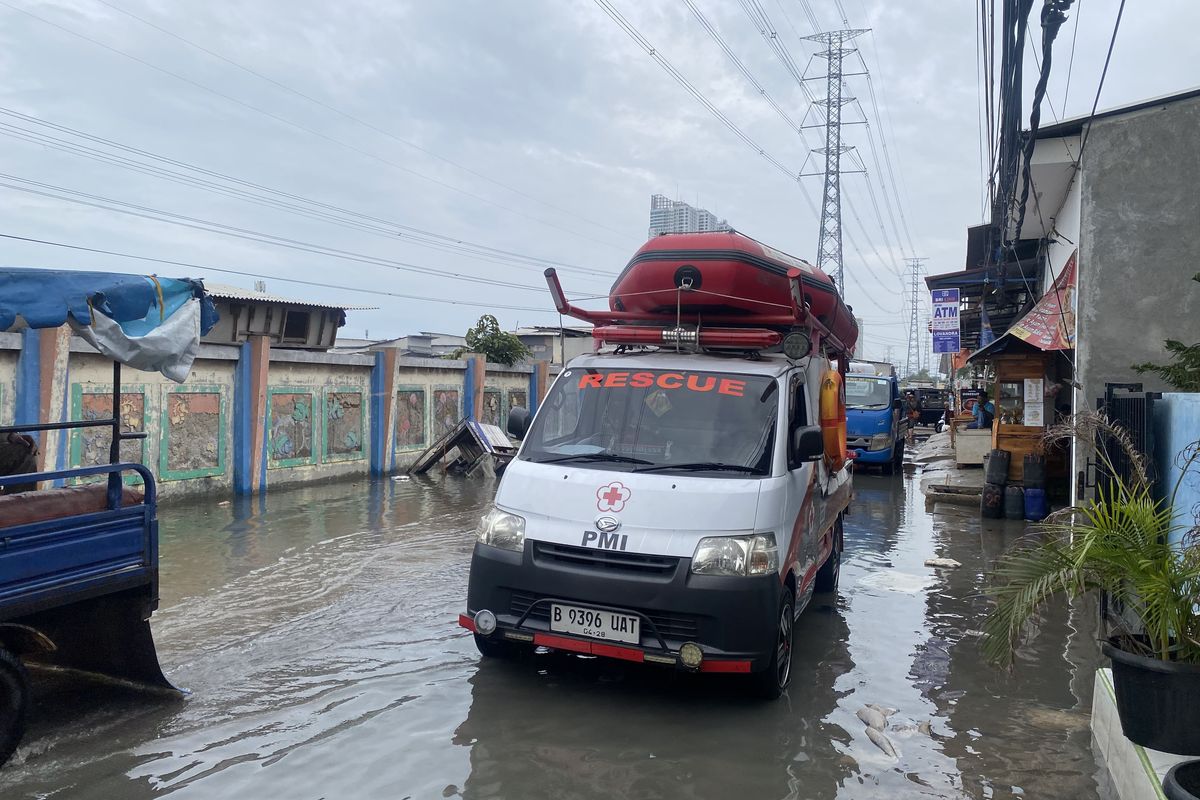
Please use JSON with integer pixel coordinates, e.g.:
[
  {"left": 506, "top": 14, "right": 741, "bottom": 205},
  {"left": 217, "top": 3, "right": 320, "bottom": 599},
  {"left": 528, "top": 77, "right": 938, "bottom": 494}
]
[
  {"left": 283, "top": 309, "right": 310, "bottom": 341},
  {"left": 521, "top": 367, "right": 778, "bottom": 477}
]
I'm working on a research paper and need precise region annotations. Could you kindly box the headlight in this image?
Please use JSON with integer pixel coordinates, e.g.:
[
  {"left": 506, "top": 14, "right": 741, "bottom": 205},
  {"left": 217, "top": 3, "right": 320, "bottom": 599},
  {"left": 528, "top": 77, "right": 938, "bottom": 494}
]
[
  {"left": 869, "top": 433, "right": 893, "bottom": 451},
  {"left": 477, "top": 507, "right": 526, "bottom": 552},
  {"left": 691, "top": 534, "right": 778, "bottom": 576}
]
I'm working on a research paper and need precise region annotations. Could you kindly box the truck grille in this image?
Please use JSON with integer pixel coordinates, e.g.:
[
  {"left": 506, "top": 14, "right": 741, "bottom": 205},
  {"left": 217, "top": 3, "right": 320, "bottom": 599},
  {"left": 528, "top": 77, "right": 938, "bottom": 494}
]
[
  {"left": 509, "top": 590, "right": 701, "bottom": 641},
  {"left": 532, "top": 541, "right": 679, "bottom": 577}
]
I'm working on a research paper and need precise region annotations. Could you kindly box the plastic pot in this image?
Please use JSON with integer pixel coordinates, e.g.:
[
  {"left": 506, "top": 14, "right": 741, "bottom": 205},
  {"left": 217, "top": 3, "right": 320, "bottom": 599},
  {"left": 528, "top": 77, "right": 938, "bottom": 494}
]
[
  {"left": 1164, "top": 760, "right": 1200, "bottom": 800},
  {"left": 1103, "top": 640, "right": 1200, "bottom": 755},
  {"left": 1003, "top": 485, "right": 1025, "bottom": 520}
]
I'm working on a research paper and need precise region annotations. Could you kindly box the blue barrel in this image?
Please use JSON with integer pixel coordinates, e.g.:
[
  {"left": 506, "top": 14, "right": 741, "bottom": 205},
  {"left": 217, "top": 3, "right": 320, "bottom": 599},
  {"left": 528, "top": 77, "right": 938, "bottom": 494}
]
[{"left": 1024, "top": 487, "right": 1048, "bottom": 521}]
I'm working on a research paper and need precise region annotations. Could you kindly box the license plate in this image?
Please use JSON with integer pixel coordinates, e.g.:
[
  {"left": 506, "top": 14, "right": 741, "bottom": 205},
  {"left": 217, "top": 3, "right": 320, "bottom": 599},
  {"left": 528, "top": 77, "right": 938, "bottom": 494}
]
[{"left": 550, "top": 604, "right": 640, "bottom": 645}]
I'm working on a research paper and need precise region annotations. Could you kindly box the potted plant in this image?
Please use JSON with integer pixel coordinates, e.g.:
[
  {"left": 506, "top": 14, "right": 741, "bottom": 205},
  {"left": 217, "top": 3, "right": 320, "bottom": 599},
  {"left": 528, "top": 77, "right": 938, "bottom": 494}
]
[{"left": 983, "top": 412, "right": 1200, "bottom": 756}]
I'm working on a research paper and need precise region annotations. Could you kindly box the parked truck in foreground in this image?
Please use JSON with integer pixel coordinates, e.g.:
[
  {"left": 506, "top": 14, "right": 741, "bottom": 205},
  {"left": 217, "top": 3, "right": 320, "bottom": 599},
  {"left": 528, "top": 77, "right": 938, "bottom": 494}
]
[
  {"left": 0, "top": 269, "right": 214, "bottom": 766},
  {"left": 459, "top": 231, "right": 857, "bottom": 698}
]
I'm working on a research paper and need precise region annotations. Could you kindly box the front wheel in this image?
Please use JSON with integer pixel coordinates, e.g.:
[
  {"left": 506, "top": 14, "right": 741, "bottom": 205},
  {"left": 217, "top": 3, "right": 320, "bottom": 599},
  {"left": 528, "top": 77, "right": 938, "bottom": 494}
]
[
  {"left": 749, "top": 595, "right": 794, "bottom": 700},
  {"left": 0, "top": 647, "right": 30, "bottom": 768},
  {"left": 473, "top": 633, "right": 526, "bottom": 660},
  {"left": 814, "top": 516, "right": 843, "bottom": 593}
]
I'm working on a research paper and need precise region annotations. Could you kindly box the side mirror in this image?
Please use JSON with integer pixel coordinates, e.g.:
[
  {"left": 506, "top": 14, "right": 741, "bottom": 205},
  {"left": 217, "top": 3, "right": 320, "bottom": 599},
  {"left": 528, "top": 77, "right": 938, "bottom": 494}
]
[
  {"left": 892, "top": 398, "right": 903, "bottom": 410},
  {"left": 507, "top": 406, "right": 531, "bottom": 440},
  {"left": 791, "top": 425, "right": 824, "bottom": 462}
]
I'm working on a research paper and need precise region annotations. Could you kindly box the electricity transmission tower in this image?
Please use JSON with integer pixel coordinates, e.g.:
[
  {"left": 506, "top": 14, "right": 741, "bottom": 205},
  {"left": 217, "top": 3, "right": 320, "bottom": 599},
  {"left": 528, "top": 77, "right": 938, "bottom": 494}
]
[
  {"left": 905, "top": 257, "right": 927, "bottom": 378},
  {"left": 800, "top": 29, "right": 868, "bottom": 294}
]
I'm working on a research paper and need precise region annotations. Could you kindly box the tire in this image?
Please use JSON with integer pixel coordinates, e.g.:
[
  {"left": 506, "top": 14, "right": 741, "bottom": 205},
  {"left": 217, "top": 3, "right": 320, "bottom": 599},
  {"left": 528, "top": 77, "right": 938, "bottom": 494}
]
[
  {"left": 473, "top": 633, "right": 521, "bottom": 660},
  {"left": 750, "top": 595, "right": 794, "bottom": 700},
  {"left": 814, "top": 516, "right": 843, "bottom": 593},
  {"left": 883, "top": 441, "right": 903, "bottom": 475},
  {"left": 0, "top": 647, "right": 30, "bottom": 768}
]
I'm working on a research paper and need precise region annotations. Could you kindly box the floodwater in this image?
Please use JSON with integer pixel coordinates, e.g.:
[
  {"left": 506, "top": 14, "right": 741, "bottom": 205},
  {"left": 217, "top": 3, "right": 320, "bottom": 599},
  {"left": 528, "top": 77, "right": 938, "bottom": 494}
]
[{"left": 0, "top": 469, "right": 1109, "bottom": 799}]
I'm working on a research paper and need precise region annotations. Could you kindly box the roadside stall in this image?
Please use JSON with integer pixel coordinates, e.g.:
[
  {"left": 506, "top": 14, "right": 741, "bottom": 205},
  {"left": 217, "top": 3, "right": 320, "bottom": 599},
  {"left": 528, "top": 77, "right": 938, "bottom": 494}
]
[{"left": 964, "top": 255, "right": 1076, "bottom": 493}]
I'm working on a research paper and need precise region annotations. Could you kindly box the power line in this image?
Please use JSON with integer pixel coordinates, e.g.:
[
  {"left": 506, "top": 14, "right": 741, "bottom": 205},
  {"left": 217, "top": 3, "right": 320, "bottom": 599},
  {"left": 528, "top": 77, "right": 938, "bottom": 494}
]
[
  {"left": 0, "top": 0, "right": 630, "bottom": 253},
  {"left": 675, "top": 0, "right": 901, "bottom": 310},
  {"left": 592, "top": 0, "right": 802, "bottom": 184},
  {"left": 1077, "top": 0, "right": 1127, "bottom": 164},
  {"left": 738, "top": 2, "right": 910, "bottom": 291},
  {"left": 0, "top": 233, "right": 558, "bottom": 314},
  {"left": 0, "top": 107, "right": 614, "bottom": 280},
  {"left": 90, "top": 0, "right": 631, "bottom": 243},
  {"left": 0, "top": 173, "right": 591, "bottom": 296},
  {"left": 1060, "top": 0, "right": 1082, "bottom": 111}
]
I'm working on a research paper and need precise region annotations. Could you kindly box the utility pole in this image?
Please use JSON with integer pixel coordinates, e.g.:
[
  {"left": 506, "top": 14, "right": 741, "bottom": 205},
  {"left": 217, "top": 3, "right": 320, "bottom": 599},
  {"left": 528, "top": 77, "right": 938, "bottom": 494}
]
[
  {"left": 905, "top": 257, "right": 927, "bottom": 378},
  {"left": 800, "top": 29, "right": 867, "bottom": 294}
]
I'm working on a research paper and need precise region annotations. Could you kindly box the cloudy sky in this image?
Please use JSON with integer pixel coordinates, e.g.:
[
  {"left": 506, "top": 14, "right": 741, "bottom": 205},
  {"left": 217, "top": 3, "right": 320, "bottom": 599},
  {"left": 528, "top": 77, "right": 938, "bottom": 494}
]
[{"left": 1, "top": 0, "right": 1196, "bottom": 361}]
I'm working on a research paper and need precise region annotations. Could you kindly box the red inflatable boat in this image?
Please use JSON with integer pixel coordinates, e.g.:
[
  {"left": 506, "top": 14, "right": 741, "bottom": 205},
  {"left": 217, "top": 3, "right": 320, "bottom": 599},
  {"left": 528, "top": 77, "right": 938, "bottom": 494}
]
[{"left": 546, "top": 231, "right": 858, "bottom": 356}]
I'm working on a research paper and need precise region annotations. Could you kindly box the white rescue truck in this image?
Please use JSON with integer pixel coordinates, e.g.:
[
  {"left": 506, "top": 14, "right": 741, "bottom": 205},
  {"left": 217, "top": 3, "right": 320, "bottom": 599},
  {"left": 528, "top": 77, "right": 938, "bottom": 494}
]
[{"left": 458, "top": 231, "right": 857, "bottom": 698}]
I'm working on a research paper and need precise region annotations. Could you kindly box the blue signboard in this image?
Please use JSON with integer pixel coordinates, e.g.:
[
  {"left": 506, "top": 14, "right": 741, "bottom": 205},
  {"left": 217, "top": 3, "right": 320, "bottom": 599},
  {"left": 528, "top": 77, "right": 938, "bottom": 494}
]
[{"left": 931, "top": 288, "right": 961, "bottom": 354}]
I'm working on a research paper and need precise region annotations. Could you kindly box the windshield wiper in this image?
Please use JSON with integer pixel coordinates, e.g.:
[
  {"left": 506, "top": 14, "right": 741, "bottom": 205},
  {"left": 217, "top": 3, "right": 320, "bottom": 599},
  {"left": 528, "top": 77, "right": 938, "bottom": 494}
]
[
  {"left": 531, "top": 452, "right": 653, "bottom": 465},
  {"left": 634, "top": 462, "right": 761, "bottom": 474}
]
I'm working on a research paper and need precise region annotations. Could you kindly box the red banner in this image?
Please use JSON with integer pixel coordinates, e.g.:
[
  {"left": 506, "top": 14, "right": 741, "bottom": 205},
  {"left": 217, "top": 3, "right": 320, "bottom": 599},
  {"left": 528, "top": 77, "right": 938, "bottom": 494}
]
[{"left": 1008, "top": 250, "right": 1077, "bottom": 350}]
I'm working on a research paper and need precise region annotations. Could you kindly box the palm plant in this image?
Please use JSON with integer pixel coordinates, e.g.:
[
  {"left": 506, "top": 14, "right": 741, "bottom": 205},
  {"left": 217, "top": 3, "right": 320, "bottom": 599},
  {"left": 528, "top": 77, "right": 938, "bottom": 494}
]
[{"left": 983, "top": 412, "right": 1200, "bottom": 666}]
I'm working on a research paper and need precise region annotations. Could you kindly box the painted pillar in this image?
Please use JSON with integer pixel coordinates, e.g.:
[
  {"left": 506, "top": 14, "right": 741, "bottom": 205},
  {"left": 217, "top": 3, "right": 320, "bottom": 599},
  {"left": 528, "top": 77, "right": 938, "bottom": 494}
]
[
  {"left": 527, "top": 369, "right": 538, "bottom": 415},
  {"left": 370, "top": 348, "right": 398, "bottom": 475},
  {"left": 14, "top": 329, "right": 41, "bottom": 442},
  {"left": 246, "top": 334, "right": 270, "bottom": 495},
  {"left": 536, "top": 360, "right": 550, "bottom": 405},
  {"left": 40, "top": 325, "right": 72, "bottom": 476},
  {"left": 233, "top": 342, "right": 252, "bottom": 495},
  {"left": 471, "top": 355, "right": 486, "bottom": 422}
]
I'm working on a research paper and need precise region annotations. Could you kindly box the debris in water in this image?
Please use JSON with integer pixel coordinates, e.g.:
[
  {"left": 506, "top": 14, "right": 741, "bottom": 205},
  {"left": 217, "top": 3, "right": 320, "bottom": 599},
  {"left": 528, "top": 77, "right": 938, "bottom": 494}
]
[
  {"left": 442, "top": 785, "right": 459, "bottom": 797},
  {"left": 217, "top": 500, "right": 230, "bottom": 506},
  {"left": 918, "top": 720, "right": 934, "bottom": 737},
  {"left": 866, "top": 703, "right": 897, "bottom": 718},
  {"left": 963, "top": 629, "right": 985, "bottom": 637},
  {"left": 865, "top": 726, "right": 899, "bottom": 759},
  {"left": 859, "top": 705, "right": 888, "bottom": 734},
  {"left": 924, "top": 557, "right": 962, "bottom": 569},
  {"left": 857, "top": 706, "right": 887, "bottom": 731},
  {"left": 392, "top": 475, "right": 410, "bottom": 481}
]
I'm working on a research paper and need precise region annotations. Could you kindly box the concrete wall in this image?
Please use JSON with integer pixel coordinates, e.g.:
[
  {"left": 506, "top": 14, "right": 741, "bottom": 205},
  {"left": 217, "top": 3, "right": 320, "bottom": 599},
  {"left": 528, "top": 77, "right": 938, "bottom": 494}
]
[
  {"left": 1153, "top": 393, "right": 1200, "bottom": 547},
  {"left": 0, "top": 332, "right": 550, "bottom": 499},
  {"left": 1077, "top": 95, "right": 1200, "bottom": 409}
]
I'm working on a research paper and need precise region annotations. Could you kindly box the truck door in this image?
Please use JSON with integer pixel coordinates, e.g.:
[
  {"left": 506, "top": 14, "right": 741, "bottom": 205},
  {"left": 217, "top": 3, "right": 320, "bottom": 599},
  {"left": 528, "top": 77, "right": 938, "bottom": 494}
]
[{"left": 783, "top": 370, "right": 817, "bottom": 602}]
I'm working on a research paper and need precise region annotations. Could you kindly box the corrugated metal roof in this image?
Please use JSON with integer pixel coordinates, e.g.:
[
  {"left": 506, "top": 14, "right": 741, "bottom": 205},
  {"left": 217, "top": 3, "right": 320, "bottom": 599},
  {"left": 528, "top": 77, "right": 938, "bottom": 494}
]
[{"left": 203, "top": 282, "right": 376, "bottom": 310}]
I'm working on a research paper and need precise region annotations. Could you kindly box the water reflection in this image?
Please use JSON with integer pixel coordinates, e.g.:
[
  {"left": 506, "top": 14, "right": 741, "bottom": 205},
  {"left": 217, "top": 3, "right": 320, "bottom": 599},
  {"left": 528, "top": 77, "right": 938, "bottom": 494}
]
[
  {"left": 455, "top": 600, "right": 854, "bottom": 800},
  {"left": 0, "top": 471, "right": 1109, "bottom": 799}
]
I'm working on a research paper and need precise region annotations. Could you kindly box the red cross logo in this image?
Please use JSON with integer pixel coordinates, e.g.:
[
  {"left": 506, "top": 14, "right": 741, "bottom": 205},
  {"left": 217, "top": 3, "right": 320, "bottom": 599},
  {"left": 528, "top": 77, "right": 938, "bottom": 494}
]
[{"left": 596, "top": 481, "right": 631, "bottom": 513}]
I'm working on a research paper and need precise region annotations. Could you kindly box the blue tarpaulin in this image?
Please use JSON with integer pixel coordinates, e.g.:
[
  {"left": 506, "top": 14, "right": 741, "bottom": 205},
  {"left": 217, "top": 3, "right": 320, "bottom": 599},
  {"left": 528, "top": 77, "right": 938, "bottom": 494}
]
[
  {"left": 0, "top": 268, "right": 218, "bottom": 382},
  {"left": 0, "top": 268, "right": 216, "bottom": 333}
]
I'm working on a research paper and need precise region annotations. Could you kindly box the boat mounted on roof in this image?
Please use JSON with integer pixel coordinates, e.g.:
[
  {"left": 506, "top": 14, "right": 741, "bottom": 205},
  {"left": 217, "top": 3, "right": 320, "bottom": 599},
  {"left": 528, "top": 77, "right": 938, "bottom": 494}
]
[{"left": 545, "top": 230, "right": 858, "bottom": 358}]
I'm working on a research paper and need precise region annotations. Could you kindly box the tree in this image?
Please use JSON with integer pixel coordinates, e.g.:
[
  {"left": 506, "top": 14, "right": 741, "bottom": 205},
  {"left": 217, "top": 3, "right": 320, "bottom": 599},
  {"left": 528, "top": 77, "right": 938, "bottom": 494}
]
[
  {"left": 1132, "top": 274, "right": 1200, "bottom": 391},
  {"left": 448, "top": 314, "right": 532, "bottom": 366}
]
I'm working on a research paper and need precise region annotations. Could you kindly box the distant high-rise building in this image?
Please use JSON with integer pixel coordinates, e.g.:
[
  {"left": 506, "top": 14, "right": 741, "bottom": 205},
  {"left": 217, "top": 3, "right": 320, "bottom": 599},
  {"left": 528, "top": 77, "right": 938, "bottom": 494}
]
[{"left": 648, "top": 194, "right": 731, "bottom": 238}]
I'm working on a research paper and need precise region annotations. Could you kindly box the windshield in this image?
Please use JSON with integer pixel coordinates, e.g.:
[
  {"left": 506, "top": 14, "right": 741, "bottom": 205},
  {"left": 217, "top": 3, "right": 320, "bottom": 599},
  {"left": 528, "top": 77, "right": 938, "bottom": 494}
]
[
  {"left": 846, "top": 376, "right": 892, "bottom": 409},
  {"left": 521, "top": 367, "right": 779, "bottom": 476}
]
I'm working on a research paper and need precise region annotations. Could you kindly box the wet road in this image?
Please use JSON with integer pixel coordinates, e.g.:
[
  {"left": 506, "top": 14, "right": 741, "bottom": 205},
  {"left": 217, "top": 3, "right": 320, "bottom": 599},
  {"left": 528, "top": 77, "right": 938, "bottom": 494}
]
[{"left": 1, "top": 470, "right": 1108, "bottom": 799}]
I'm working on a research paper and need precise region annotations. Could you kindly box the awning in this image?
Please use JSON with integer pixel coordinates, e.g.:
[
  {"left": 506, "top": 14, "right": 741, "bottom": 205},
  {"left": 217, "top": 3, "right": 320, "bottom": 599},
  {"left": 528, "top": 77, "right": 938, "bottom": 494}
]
[
  {"left": 967, "top": 251, "right": 1077, "bottom": 363},
  {"left": 0, "top": 268, "right": 218, "bottom": 382}
]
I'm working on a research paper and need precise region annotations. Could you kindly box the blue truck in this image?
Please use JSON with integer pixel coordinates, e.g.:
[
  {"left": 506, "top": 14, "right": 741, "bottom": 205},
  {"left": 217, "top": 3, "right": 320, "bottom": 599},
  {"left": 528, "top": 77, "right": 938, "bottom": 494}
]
[
  {"left": 844, "top": 360, "right": 905, "bottom": 474},
  {"left": 0, "top": 269, "right": 216, "bottom": 767}
]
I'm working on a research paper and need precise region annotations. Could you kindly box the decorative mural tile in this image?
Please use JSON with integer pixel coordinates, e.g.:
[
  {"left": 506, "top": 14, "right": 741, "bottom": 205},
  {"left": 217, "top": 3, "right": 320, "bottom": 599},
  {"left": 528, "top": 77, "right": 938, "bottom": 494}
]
[
  {"left": 507, "top": 389, "right": 528, "bottom": 413},
  {"left": 482, "top": 389, "right": 502, "bottom": 428},
  {"left": 395, "top": 389, "right": 426, "bottom": 450},
  {"left": 70, "top": 385, "right": 148, "bottom": 482},
  {"left": 433, "top": 388, "right": 460, "bottom": 439},
  {"left": 268, "top": 389, "right": 317, "bottom": 468},
  {"left": 325, "top": 390, "right": 365, "bottom": 461},
  {"left": 161, "top": 388, "right": 224, "bottom": 480}
]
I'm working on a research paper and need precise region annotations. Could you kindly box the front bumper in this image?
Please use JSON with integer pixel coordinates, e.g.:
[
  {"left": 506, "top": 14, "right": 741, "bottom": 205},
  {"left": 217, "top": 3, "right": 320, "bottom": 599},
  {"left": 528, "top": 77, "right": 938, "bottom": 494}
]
[
  {"left": 462, "top": 541, "right": 780, "bottom": 672},
  {"left": 850, "top": 446, "right": 893, "bottom": 464}
]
